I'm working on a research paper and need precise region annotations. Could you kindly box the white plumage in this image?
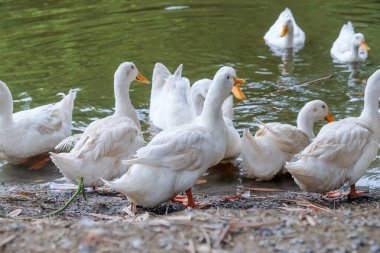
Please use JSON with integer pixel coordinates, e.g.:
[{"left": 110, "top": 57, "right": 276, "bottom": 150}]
[
  {"left": 103, "top": 66, "right": 246, "bottom": 209},
  {"left": 330, "top": 21, "right": 370, "bottom": 63},
  {"left": 149, "top": 63, "right": 242, "bottom": 159},
  {"left": 286, "top": 70, "right": 380, "bottom": 195},
  {"left": 50, "top": 62, "right": 148, "bottom": 187},
  {"left": 0, "top": 80, "right": 76, "bottom": 166},
  {"left": 241, "top": 100, "right": 334, "bottom": 180},
  {"left": 149, "top": 63, "right": 192, "bottom": 130},
  {"left": 264, "top": 8, "right": 305, "bottom": 52}
]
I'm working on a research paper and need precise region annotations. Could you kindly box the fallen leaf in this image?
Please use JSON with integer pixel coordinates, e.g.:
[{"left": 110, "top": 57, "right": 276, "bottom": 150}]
[
  {"left": 16, "top": 191, "right": 33, "bottom": 195},
  {"left": 124, "top": 212, "right": 150, "bottom": 223},
  {"left": 166, "top": 215, "right": 192, "bottom": 221},
  {"left": 149, "top": 219, "right": 171, "bottom": 227},
  {"left": 298, "top": 212, "right": 306, "bottom": 221},
  {"left": 229, "top": 220, "right": 282, "bottom": 230},
  {"left": 87, "top": 213, "right": 121, "bottom": 220},
  {"left": 278, "top": 207, "right": 306, "bottom": 212},
  {"left": 0, "top": 235, "right": 16, "bottom": 248},
  {"left": 8, "top": 209, "right": 22, "bottom": 218},
  {"left": 306, "top": 215, "right": 316, "bottom": 226},
  {"left": 187, "top": 239, "right": 196, "bottom": 253},
  {"left": 286, "top": 199, "right": 333, "bottom": 213},
  {"left": 122, "top": 205, "right": 135, "bottom": 217},
  {"left": 238, "top": 186, "right": 285, "bottom": 192},
  {"left": 195, "top": 179, "right": 207, "bottom": 185},
  {"left": 0, "top": 194, "right": 31, "bottom": 201}
]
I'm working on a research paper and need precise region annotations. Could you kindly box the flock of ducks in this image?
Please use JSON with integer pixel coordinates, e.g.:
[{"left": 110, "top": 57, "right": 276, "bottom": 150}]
[{"left": 0, "top": 8, "right": 378, "bottom": 213}]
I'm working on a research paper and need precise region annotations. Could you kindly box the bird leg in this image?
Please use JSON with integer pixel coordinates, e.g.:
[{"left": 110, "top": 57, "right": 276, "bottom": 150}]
[
  {"left": 322, "top": 185, "right": 369, "bottom": 199},
  {"left": 348, "top": 185, "right": 369, "bottom": 197},
  {"left": 185, "top": 189, "right": 196, "bottom": 208},
  {"left": 21, "top": 153, "right": 51, "bottom": 170},
  {"left": 130, "top": 202, "right": 137, "bottom": 216},
  {"left": 172, "top": 189, "right": 210, "bottom": 208}
]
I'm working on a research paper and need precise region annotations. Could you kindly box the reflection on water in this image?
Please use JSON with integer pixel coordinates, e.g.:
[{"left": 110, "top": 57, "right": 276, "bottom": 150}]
[
  {"left": 0, "top": 0, "right": 380, "bottom": 193},
  {"left": 278, "top": 49, "right": 295, "bottom": 75}
]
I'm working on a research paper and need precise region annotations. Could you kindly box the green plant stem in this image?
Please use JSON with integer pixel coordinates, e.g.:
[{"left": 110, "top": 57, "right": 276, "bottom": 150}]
[{"left": 38, "top": 176, "right": 85, "bottom": 218}]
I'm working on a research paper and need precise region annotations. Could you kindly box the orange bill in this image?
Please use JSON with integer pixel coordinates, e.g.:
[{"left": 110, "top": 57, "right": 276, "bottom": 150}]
[
  {"left": 360, "top": 40, "right": 370, "bottom": 51},
  {"left": 231, "top": 77, "right": 246, "bottom": 100},
  {"left": 280, "top": 25, "right": 288, "bottom": 37},
  {"left": 324, "top": 112, "right": 335, "bottom": 122},
  {"left": 135, "top": 72, "right": 150, "bottom": 84}
]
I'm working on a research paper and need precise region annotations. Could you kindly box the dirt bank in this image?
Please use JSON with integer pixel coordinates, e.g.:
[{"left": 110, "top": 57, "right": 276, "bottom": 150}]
[{"left": 0, "top": 184, "right": 380, "bottom": 252}]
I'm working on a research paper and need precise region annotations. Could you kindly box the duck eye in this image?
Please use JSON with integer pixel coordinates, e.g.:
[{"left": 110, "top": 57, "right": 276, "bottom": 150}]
[
  {"left": 131, "top": 66, "right": 134, "bottom": 69},
  {"left": 227, "top": 75, "right": 230, "bottom": 80},
  {"left": 322, "top": 105, "right": 325, "bottom": 109}
]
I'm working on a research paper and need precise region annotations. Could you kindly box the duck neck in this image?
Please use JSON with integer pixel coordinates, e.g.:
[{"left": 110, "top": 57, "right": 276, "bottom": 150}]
[
  {"left": 285, "top": 25, "right": 294, "bottom": 48},
  {"left": 113, "top": 76, "right": 140, "bottom": 129},
  {"left": 0, "top": 89, "right": 14, "bottom": 127},
  {"left": 200, "top": 84, "right": 225, "bottom": 128},
  {"left": 297, "top": 110, "right": 315, "bottom": 140},
  {"left": 361, "top": 87, "right": 380, "bottom": 122},
  {"left": 191, "top": 90, "right": 207, "bottom": 117},
  {"left": 352, "top": 43, "right": 360, "bottom": 59}
]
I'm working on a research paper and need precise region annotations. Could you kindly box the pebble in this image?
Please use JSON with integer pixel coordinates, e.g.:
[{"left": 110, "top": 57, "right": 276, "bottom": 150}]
[
  {"left": 159, "top": 237, "right": 173, "bottom": 250},
  {"left": 290, "top": 237, "right": 304, "bottom": 245},
  {"left": 130, "top": 238, "right": 143, "bottom": 249},
  {"left": 370, "top": 244, "right": 380, "bottom": 253},
  {"left": 305, "top": 248, "right": 313, "bottom": 253},
  {"left": 77, "top": 217, "right": 96, "bottom": 227},
  {"left": 347, "top": 232, "right": 358, "bottom": 239},
  {"left": 351, "top": 238, "right": 365, "bottom": 249},
  {"left": 259, "top": 239, "right": 276, "bottom": 248},
  {"left": 261, "top": 228, "right": 274, "bottom": 236}
]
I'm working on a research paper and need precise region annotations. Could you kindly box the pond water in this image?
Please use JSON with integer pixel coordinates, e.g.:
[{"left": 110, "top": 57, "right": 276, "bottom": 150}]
[{"left": 1, "top": 0, "right": 380, "bottom": 193}]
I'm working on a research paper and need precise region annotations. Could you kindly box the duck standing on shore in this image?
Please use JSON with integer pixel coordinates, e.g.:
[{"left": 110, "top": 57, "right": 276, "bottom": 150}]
[
  {"left": 50, "top": 62, "right": 149, "bottom": 187},
  {"left": 103, "top": 66, "right": 246, "bottom": 213},
  {"left": 286, "top": 70, "right": 380, "bottom": 197}
]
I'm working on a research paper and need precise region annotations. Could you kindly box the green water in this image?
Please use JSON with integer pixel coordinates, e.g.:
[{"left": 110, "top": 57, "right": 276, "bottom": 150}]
[{"left": 1, "top": 0, "right": 380, "bottom": 192}]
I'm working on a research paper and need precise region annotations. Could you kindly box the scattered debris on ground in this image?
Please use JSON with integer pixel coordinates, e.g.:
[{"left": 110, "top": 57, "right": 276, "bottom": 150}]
[{"left": 1, "top": 184, "right": 380, "bottom": 252}]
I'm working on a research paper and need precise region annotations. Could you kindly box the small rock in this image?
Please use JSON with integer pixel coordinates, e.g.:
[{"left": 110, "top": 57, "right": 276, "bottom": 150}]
[
  {"left": 305, "top": 248, "right": 313, "bottom": 253},
  {"left": 370, "top": 244, "right": 380, "bottom": 253},
  {"left": 130, "top": 238, "right": 143, "bottom": 249},
  {"left": 259, "top": 239, "right": 275, "bottom": 248},
  {"left": 347, "top": 232, "right": 358, "bottom": 239},
  {"left": 261, "top": 228, "right": 274, "bottom": 236},
  {"left": 351, "top": 239, "right": 365, "bottom": 249},
  {"left": 290, "top": 237, "right": 304, "bottom": 245},
  {"left": 159, "top": 237, "right": 173, "bottom": 250},
  {"left": 325, "top": 244, "right": 337, "bottom": 251},
  {"left": 77, "top": 217, "right": 96, "bottom": 227}
]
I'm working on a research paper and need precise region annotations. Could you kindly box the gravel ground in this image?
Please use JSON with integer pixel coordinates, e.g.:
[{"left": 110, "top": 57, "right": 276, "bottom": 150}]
[{"left": 0, "top": 184, "right": 380, "bottom": 253}]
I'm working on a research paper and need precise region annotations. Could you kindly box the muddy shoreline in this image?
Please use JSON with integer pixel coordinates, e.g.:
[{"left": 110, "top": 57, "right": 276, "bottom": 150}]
[{"left": 1, "top": 183, "right": 380, "bottom": 252}]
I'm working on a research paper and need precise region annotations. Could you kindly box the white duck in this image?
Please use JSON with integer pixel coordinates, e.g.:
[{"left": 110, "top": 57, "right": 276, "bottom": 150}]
[
  {"left": 330, "top": 21, "right": 370, "bottom": 63},
  {"left": 50, "top": 62, "right": 149, "bottom": 187},
  {"left": 102, "top": 66, "right": 246, "bottom": 212},
  {"left": 264, "top": 8, "right": 305, "bottom": 51},
  {"left": 286, "top": 70, "right": 380, "bottom": 197},
  {"left": 0, "top": 81, "right": 76, "bottom": 169},
  {"left": 149, "top": 64, "right": 242, "bottom": 159},
  {"left": 149, "top": 63, "right": 192, "bottom": 130},
  {"left": 241, "top": 100, "right": 335, "bottom": 181},
  {"left": 190, "top": 78, "right": 243, "bottom": 159}
]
